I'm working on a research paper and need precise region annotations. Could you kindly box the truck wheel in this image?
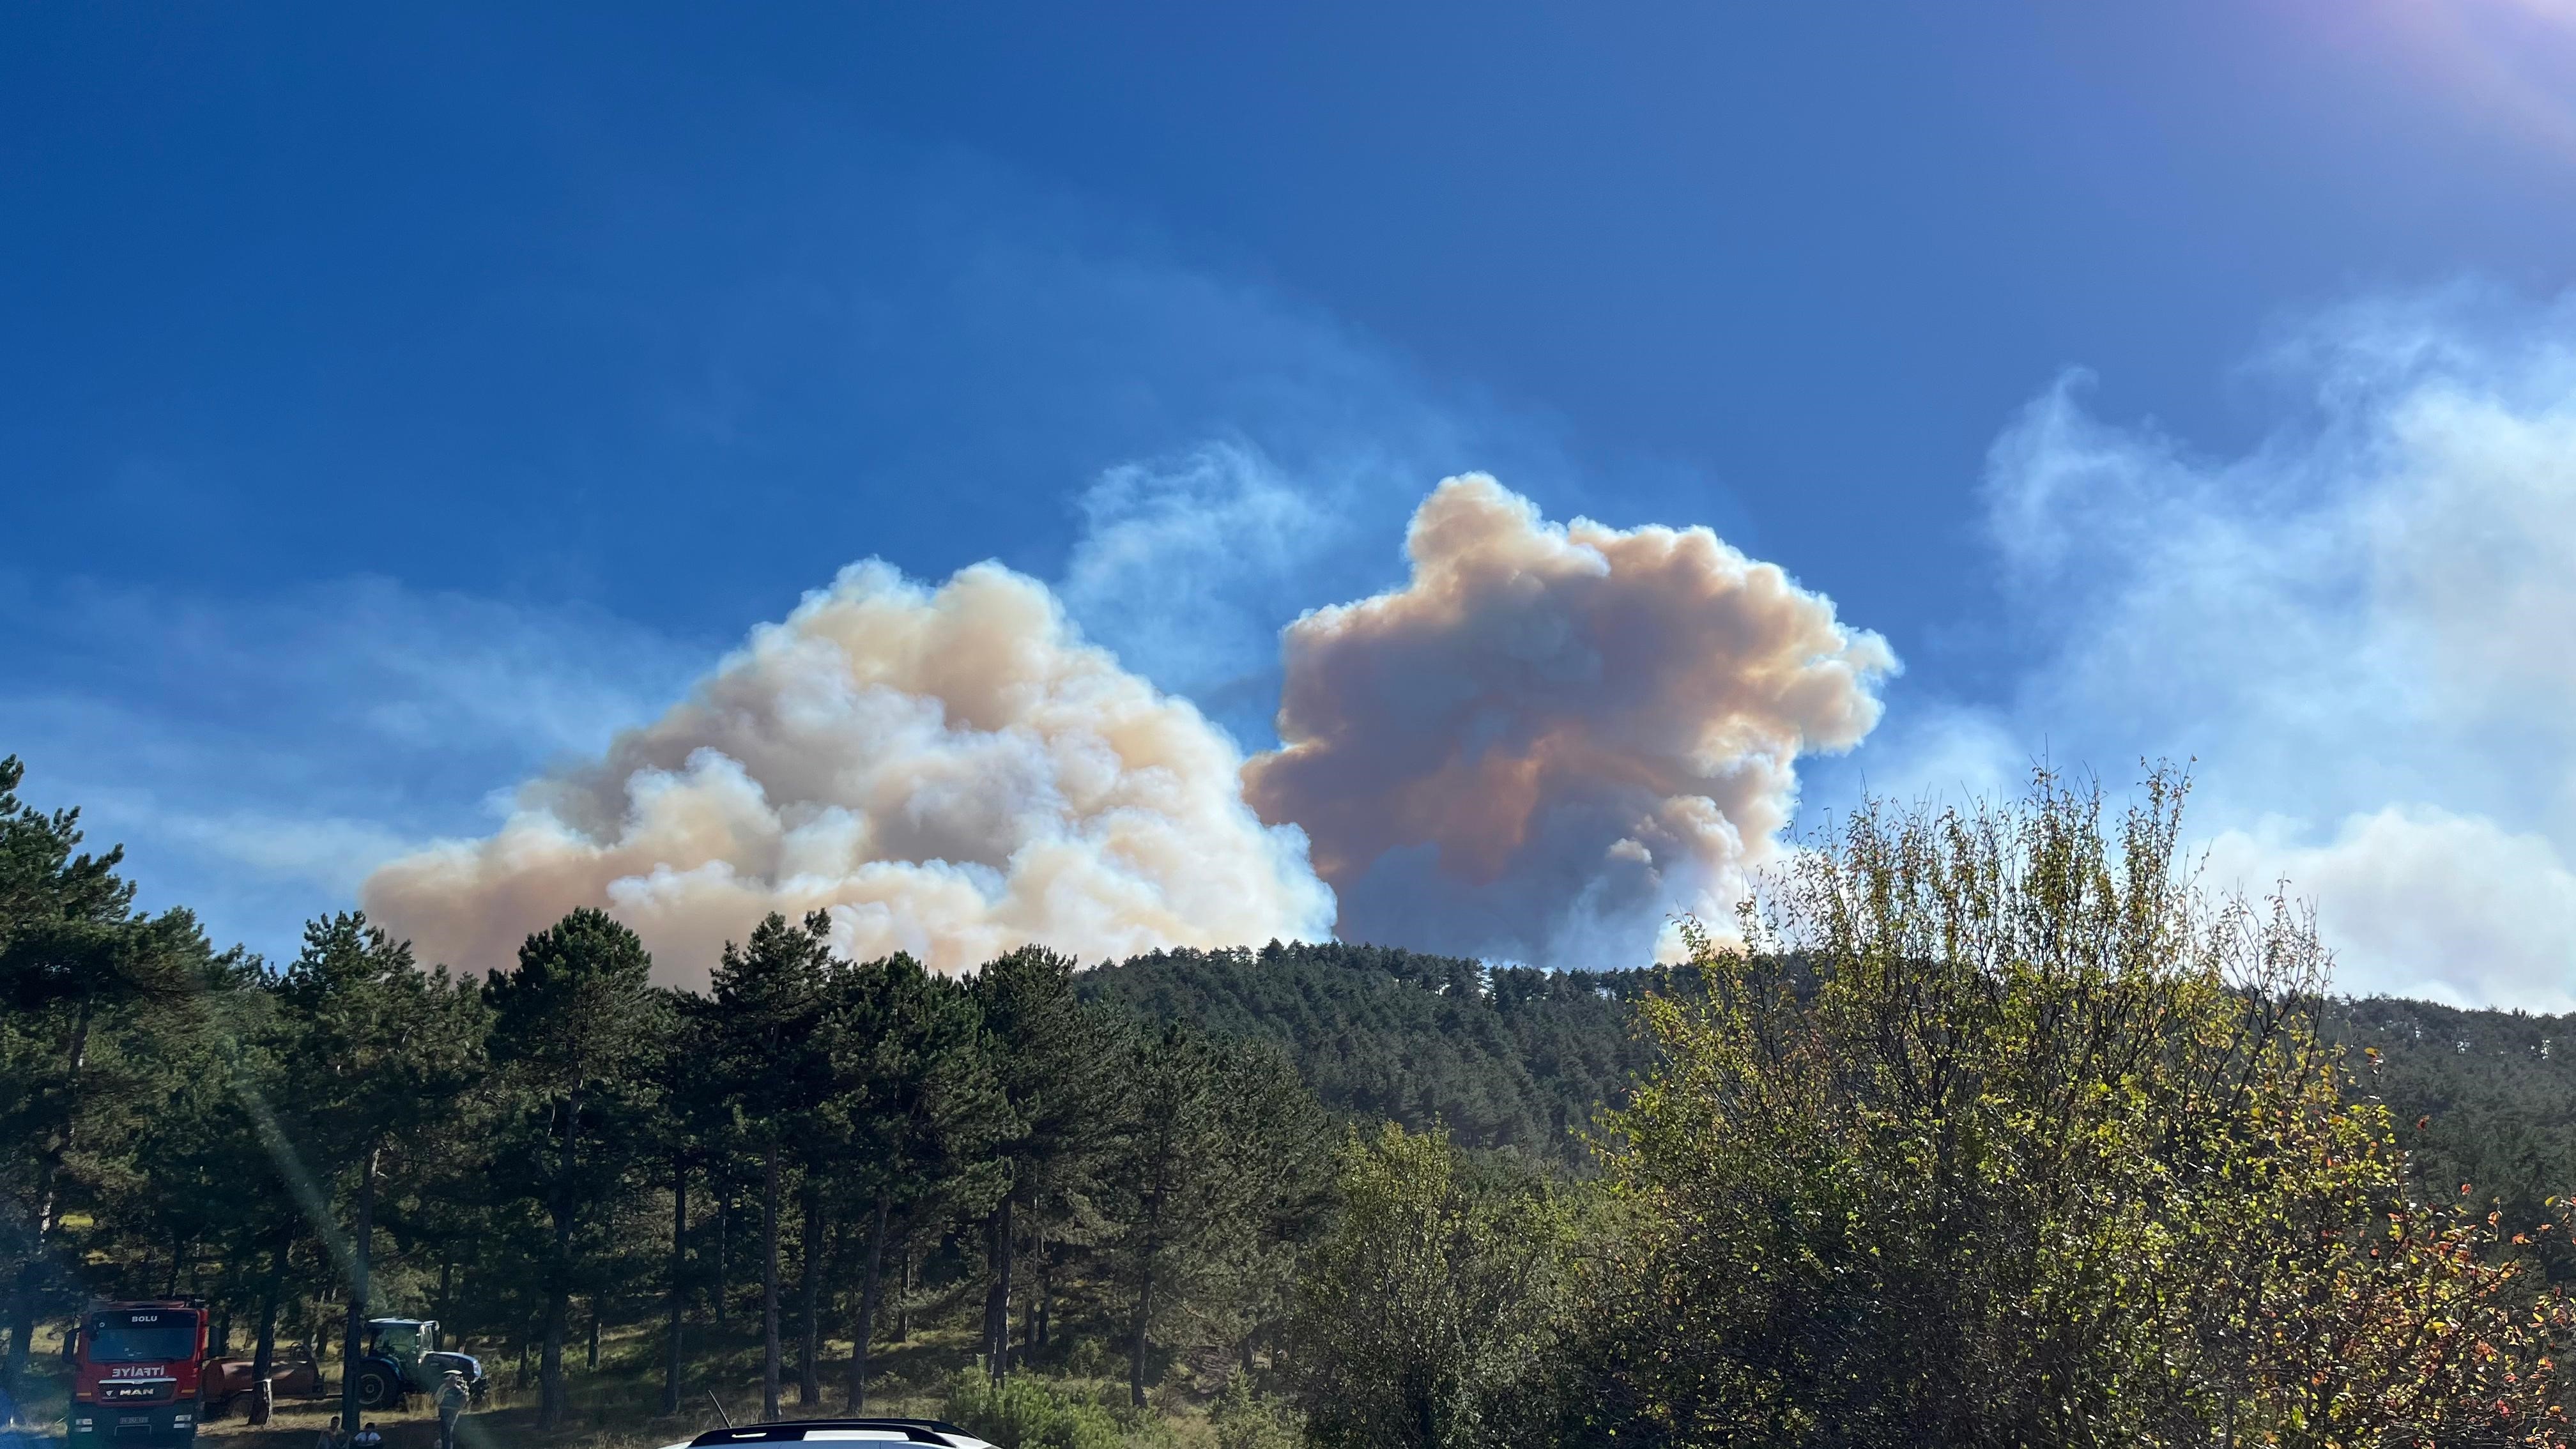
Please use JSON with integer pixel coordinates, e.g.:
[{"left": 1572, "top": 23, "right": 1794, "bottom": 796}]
[{"left": 355, "top": 1365, "right": 399, "bottom": 1410}]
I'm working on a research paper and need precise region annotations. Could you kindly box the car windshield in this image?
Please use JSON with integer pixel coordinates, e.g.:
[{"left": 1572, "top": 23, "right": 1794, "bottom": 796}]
[{"left": 87, "top": 1315, "right": 196, "bottom": 1364}]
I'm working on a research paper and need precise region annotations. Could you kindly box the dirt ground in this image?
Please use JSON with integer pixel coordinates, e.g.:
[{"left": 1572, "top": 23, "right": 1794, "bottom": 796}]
[{"left": 195, "top": 1390, "right": 710, "bottom": 1449}]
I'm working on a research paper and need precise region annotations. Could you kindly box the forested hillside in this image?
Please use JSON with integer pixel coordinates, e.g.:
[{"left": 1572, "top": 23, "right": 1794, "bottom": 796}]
[
  {"left": 1079, "top": 944, "right": 1669, "bottom": 1167},
  {"left": 2336, "top": 997, "right": 2576, "bottom": 1281},
  {"left": 1084, "top": 941, "right": 2576, "bottom": 1242}
]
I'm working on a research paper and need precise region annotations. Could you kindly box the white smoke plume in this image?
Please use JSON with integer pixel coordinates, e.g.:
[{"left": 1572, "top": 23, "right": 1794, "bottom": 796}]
[
  {"left": 1961, "top": 285, "right": 2576, "bottom": 1009},
  {"left": 362, "top": 560, "right": 1336, "bottom": 986},
  {"left": 1241, "top": 475, "right": 1896, "bottom": 967}
]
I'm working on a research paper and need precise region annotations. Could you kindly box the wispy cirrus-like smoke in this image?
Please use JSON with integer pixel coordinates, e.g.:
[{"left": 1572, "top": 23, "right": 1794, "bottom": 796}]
[
  {"left": 1241, "top": 475, "right": 1895, "bottom": 966},
  {"left": 361, "top": 561, "right": 1335, "bottom": 986},
  {"left": 1961, "top": 285, "right": 2576, "bottom": 1010}
]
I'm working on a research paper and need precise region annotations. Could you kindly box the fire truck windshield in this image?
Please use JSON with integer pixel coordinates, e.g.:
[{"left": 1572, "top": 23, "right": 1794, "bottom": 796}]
[{"left": 86, "top": 1315, "right": 196, "bottom": 1363}]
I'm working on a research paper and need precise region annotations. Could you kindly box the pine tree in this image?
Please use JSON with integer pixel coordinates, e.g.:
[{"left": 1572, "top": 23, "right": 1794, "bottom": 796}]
[
  {"left": 967, "top": 946, "right": 1120, "bottom": 1381},
  {"left": 272, "top": 912, "right": 487, "bottom": 1429},
  {"left": 652, "top": 988, "right": 721, "bottom": 1415},
  {"left": 710, "top": 911, "right": 837, "bottom": 1422},
  {"left": 485, "top": 908, "right": 664, "bottom": 1429},
  {"left": 1100, "top": 1023, "right": 1223, "bottom": 1407},
  {"left": 0, "top": 755, "right": 219, "bottom": 1411},
  {"left": 824, "top": 953, "right": 1007, "bottom": 1409}
]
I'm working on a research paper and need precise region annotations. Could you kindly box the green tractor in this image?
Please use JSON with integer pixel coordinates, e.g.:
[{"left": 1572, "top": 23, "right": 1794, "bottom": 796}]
[{"left": 349, "top": 1319, "right": 486, "bottom": 1411}]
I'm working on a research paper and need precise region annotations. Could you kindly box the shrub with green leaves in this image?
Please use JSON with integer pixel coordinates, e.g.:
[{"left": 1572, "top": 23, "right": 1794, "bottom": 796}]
[
  {"left": 939, "top": 1368, "right": 1137, "bottom": 1449},
  {"left": 1210, "top": 1372, "right": 1303, "bottom": 1449}
]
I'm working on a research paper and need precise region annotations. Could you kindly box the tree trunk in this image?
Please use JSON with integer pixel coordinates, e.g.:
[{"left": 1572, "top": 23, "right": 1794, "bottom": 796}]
[
  {"left": 1128, "top": 1163, "right": 1169, "bottom": 1410},
  {"left": 249, "top": 1243, "right": 283, "bottom": 1427},
  {"left": 3, "top": 1261, "right": 34, "bottom": 1424},
  {"left": 1127, "top": 1268, "right": 1154, "bottom": 1409},
  {"left": 47, "top": 1006, "right": 92, "bottom": 1246},
  {"left": 339, "top": 1146, "right": 379, "bottom": 1432},
  {"left": 539, "top": 1278, "right": 568, "bottom": 1422},
  {"left": 796, "top": 1183, "right": 822, "bottom": 1406},
  {"left": 663, "top": 1158, "right": 687, "bottom": 1416},
  {"left": 845, "top": 1193, "right": 891, "bottom": 1411},
  {"left": 587, "top": 1302, "right": 600, "bottom": 1370},
  {"left": 540, "top": 1085, "right": 582, "bottom": 1429},
  {"left": 714, "top": 1178, "right": 730, "bottom": 1331},
  {"left": 1032, "top": 1236, "right": 1050, "bottom": 1353},
  {"left": 6, "top": 1000, "right": 93, "bottom": 1414},
  {"left": 895, "top": 1245, "right": 912, "bottom": 1344},
  {"left": 761, "top": 1140, "right": 781, "bottom": 1422},
  {"left": 981, "top": 1197, "right": 1013, "bottom": 1381}
]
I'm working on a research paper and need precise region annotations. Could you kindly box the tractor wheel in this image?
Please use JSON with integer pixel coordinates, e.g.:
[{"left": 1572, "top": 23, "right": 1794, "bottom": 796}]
[{"left": 355, "top": 1365, "right": 400, "bottom": 1410}]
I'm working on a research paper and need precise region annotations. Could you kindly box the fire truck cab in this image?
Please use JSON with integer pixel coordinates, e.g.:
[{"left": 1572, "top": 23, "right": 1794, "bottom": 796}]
[{"left": 67, "top": 1300, "right": 208, "bottom": 1449}]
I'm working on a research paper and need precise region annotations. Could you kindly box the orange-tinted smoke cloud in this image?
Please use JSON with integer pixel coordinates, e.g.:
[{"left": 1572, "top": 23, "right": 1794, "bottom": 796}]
[
  {"left": 362, "top": 560, "right": 1335, "bottom": 987},
  {"left": 1242, "top": 475, "right": 1894, "bottom": 965}
]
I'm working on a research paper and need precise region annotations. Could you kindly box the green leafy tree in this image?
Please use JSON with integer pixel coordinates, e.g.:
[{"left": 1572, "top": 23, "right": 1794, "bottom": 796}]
[
  {"left": 1593, "top": 769, "right": 2576, "bottom": 1448},
  {"left": 484, "top": 908, "right": 664, "bottom": 1429},
  {"left": 1291, "top": 1123, "right": 1576, "bottom": 1449}
]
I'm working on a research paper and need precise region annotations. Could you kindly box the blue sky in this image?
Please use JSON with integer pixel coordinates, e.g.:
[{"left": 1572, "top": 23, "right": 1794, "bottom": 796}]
[{"left": 12, "top": 4, "right": 2576, "bottom": 1002}]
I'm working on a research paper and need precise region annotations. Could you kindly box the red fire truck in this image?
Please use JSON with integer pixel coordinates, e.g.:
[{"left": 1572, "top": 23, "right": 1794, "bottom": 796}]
[{"left": 66, "top": 1300, "right": 208, "bottom": 1449}]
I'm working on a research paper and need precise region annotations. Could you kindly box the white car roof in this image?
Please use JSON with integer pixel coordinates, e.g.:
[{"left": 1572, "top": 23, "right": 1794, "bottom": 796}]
[{"left": 669, "top": 1423, "right": 995, "bottom": 1449}]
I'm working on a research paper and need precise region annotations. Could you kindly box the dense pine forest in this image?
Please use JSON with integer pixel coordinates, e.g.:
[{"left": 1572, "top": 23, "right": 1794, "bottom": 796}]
[
  {"left": 12, "top": 751, "right": 2576, "bottom": 1448},
  {"left": 1079, "top": 946, "right": 1667, "bottom": 1170},
  {"left": 1101, "top": 943, "right": 2576, "bottom": 1246}
]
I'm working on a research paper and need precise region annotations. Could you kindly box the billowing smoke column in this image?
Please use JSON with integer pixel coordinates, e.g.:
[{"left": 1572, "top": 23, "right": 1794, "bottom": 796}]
[
  {"left": 365, "top": 475, "right": 1886, "bottom": 981},
  {"left": 1241, "top": 475, "right": 1894, "bottom": 966},
  {"left": 362, "top": 560, "right": 1336, "bottom": 986}
]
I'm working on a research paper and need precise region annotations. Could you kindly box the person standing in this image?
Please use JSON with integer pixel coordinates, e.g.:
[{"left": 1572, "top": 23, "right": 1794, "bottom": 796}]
[{"left": 436, "top": 1371, "right": 470, "bottom": 1449}]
